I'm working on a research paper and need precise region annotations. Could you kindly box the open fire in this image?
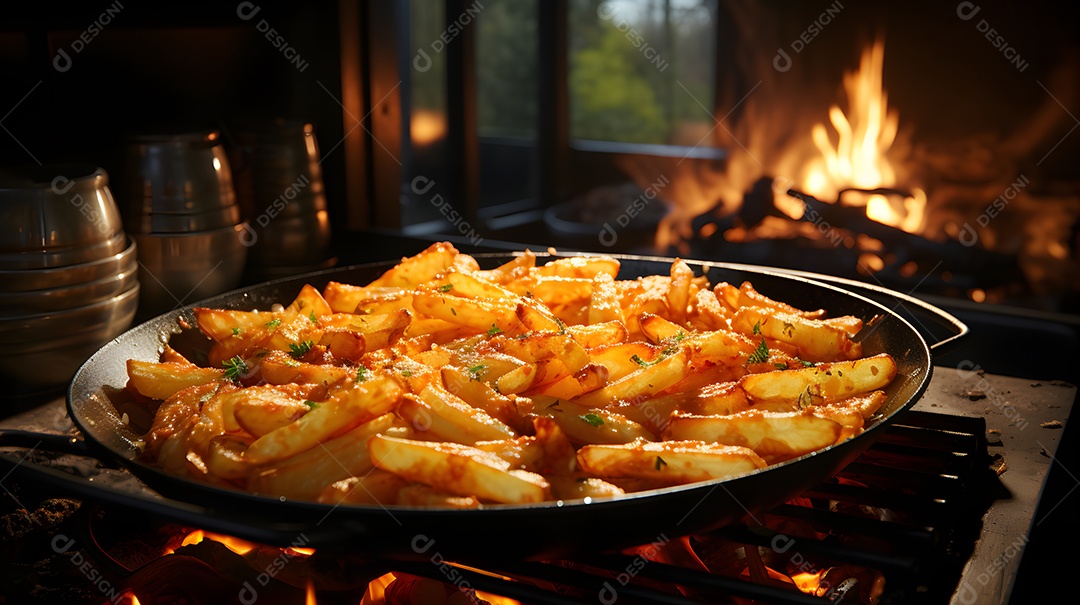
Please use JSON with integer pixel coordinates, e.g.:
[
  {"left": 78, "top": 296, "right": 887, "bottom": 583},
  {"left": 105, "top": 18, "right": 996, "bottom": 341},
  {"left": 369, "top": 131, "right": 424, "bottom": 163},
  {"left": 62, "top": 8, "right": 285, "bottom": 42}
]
[{"left": 618, "top": 35, "right": 1080, "bottom": 306}]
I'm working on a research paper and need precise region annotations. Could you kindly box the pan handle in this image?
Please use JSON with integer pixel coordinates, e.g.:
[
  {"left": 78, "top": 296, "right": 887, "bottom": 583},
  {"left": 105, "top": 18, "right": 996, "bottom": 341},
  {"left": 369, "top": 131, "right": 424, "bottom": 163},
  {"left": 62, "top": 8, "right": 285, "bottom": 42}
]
[
  {"left": 765, "top": 268, "right": 969, "bottom": 356},
  {"left": 0, "top": 429, "right": 95, "bottom": 457}
]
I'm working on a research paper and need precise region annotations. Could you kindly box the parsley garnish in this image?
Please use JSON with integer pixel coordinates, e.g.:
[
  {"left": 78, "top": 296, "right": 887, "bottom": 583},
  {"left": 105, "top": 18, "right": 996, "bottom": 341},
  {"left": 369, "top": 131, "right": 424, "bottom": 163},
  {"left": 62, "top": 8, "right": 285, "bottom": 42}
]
[
  {"left": 580, "top": 413, "right": 604, "bottom": 427},
  {"left": 265, "top": 318, "right": 281, "bottom": 329},
  {"left": 468, "top": 363, "right": 486, "bottom": 380},
  {"left": 308, "top": 311, "right": 318, "bottom": 323},
  {"left": 655, "top": 456, "right": 668, "bottom": 470},
  {"left": 232, "top": 327, "right": 241, "bottom": 336},
  {"left": 752, "top": 320, "right": 761, "bottom": 335},
  {"left": 748, "top": 338, "right": 769, "bottom": 364},
  {"left": 222, "top": 356, "right": 248, "bottom": 383},
  {"left": 631, "top": 354, "right": 650, "bottom": 367},
  {"left": 289, "top": 339, "right": 314, "bottom": 358},
  {"left": 487, "top": 324, "right": 503, "bottom": 336},
  {"left": 799, "top": 359, "right": 816, "bottom": 367},
  {"left": 774, "top": 362, "right": 788, "bottom": 370},
  {"left": 303, "top": 400, "right": 318, "bottom": 409},
  {"left": 401, "top": 369, "right": 412, "bottom": 377},
  {"left": 797, "top": 386, "right": 815, "bottom": 409},
  {"left": 356, "top": 365, "right": 369, "bottom": 382},
  {"left": 439, "top": 284, "right": 453, "bottom": 293}
]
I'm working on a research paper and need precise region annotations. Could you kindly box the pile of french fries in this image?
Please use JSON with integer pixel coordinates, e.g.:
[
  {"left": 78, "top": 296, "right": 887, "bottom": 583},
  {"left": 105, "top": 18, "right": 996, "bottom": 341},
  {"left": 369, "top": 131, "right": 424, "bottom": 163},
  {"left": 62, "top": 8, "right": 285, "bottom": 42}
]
[{"left": 126, "top": 242, "right": 897, "bottom": 507}]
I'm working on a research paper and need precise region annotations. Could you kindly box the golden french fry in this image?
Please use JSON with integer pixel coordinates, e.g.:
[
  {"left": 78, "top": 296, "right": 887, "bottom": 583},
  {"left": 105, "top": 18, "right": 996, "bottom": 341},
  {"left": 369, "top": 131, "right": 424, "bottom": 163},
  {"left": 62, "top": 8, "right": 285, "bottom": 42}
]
[
  {"left": 249, "top": 413, "right": 396, "bottom": 501},
  {"left": 127, "top": 359, "right": 224, "bottom": 400},
  {"left": 666, "top": 259, "right": 694, "bottom": 325},
  {"left": 205, "top": 434, "right": 253, "bottom": 480},
  {"left": 368, "top": 241, "right": 460, "bottom": 289},
  {"left": 441, "top": 366, "right": 521, "bottom": 429},
  {"left": 285, "top": 283, "right": 334, "bottom": 318},
  {"left": 534, "top": 256, "right": 620, "bottom": 279},
  {"left": 732, "top": 306, "right": 862, "bottom": 362},
  {"left": 533, "top": 396, "right": 656, "bottom": 444},
  {"left": 368, "top": 434, "right": 551, "bottom": 504},
  {"left": 412, "top": 287, "right": 520, "bottom": 334},
  {"left": 317, "top": 469, "right": 410, "bottom": 506},
  {"left": 244, "top": 374, "right": 402, "bottom": 465},
  {"left": 664, "top": 409, "right": 843, "bottom": 464},
  {"left": 414, "top": 383, "right": 516, "bottom": 442},
  {"left": 548, "top": 476, "right": 626, "bottom": 501},
  {"left": 687, "top": 288, "right": 730, "bottom": 331},
  {"left": 535, "top": 362, "right": 609, "bottom": 400},
  {"left": 588, "top": 272, "right": 622, "bottom": 325},
  {"left": 740, "top": 354, "right": 897, "bottom": 403},
  {"left": 227, "top": 389, "right": 320, "bottom": 438},
  {"left": 573, "top": 346, "right": 690, "bottom": 407},
  {"left": 474, "top": 250, "right": 536, "bottom": 284},
  {"left": 567, "top": 321, "right": 627, "bottom": 349},
  {"left": 577, "top": 440, "right": 767, "bottom": 483},
  {"left": 516, "top": 299, "right": 565, "bottom": 333},
  {"left": 715, "top": 281, "right": 826, "bottom": 319},
  {"left": 259, "top": 351, "right": 352, "bottom": 386},
  {"left": 639, "top": 313, "right": 686, "bottom": 345},
  {"left": 444, "top": 270, "right": 517, "bottom": 300}
]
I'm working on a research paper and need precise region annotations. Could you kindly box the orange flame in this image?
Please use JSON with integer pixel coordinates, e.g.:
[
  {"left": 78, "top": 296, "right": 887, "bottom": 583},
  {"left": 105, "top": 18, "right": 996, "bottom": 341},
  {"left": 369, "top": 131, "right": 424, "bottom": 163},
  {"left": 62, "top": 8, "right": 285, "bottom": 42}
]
[{"left": 796, "top": 39, "right": 926, "bottom": 234}]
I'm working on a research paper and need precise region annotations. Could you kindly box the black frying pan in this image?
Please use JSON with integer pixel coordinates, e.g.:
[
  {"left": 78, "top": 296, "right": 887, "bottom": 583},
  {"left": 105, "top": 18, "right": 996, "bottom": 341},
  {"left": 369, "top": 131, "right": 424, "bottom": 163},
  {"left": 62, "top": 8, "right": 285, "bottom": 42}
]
[{"left": 3, "top": 253, "right": 965, "bottom": 561}]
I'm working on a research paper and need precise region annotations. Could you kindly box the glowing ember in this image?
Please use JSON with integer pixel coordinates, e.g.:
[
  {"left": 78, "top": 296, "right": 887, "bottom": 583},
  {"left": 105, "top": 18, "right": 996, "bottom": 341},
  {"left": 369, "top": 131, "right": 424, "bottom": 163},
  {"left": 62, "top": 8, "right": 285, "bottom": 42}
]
[
  {"left": 165, "top": 529, "right": 316, "bottom": 558},
  {"left": 791, "top": 570, "right": 827, "bottom": 595}
]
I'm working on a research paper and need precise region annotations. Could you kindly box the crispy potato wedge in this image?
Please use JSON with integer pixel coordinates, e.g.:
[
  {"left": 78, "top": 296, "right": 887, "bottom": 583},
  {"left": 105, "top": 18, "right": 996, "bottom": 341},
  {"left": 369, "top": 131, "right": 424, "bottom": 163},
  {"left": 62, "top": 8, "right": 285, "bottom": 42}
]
[
  {"left": 369, "top": 435, "right": 551, "bottom": 504},
  {"left": 577, "top": 440, "right": 767, "bottom": 483},
  {"left": 244, "top": 375, "right": 402, "bottom": 465},
  {"left": 740, "top": 354, "right": 897, "bottom": 403},
  {"left": 127, "top": 359, "right": 224, "bottom": 400},
  {"left": 664, "top": 409, "right": 843, "bottom": 464}
]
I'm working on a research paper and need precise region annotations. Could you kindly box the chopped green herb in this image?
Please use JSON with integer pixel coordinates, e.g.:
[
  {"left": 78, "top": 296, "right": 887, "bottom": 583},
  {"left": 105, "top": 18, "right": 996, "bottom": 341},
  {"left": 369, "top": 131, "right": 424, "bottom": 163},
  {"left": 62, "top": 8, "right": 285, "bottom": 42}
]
[
  {"left": 580, "top": 413, "right": 604, "bottom": 427},
  {"left": 487, "top": 323, "right": 503, "bottom": 337},
  {"left": 752, "top": 320, "right": 762, "bottom": 335},
  {"left": 631, "top": 354, "right": 649, "bottom": 367},
  {"left": 308, "top": 311, "right": 318, "bottom": 323},
  {"left": 356, "top": 365, "right": 369, "bottom": 382},
  {"left": 655, "top": 456, "right": 668, "bottom": 470},
  {"left": 467, "top": 363, "right": 486, "bottom": 379},
  {"left": 748, "top": 338, "right": 770, "bottom": 364},
  {"left": 265, "top": 318, "right": 281, "bottom": 329},
  {"left": 555, "top": 316, "right": 567, "bottom": 334},
  {"left": 289, "top": 339, "right": 314, "bottom": 358},
  {"left": 774, "top": 362, "right": 788, "bottom": 370},
  {"left": 222, "top": 356, "right": 248, "bottom": 383},
  {"left": 799, "top": 359, "right": 816, "bottom": 367},
  {"left": 303, "top": 400, "right": 318, "bottom": 409},
  {"left": 439, "top": 284, "right": 453, "bottom": 293},
  {"left": 797, "top": 386, "right": 815, "bottom": 409},
  {"left": 232, "top": 327, "right": 241, "bottom": 336},
  {"left": 401, "top": 369, "right": 412, "bottom": 377}
]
